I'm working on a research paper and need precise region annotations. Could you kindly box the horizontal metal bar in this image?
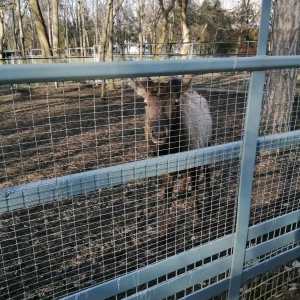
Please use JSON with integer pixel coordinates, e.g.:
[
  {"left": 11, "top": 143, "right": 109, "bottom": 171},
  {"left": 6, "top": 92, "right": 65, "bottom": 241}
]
[
  {"left": 248, "top": 210, "right": 300, "bottom": 240},
  {"left": 257, "top": 130, "right": 300, "bottom": 152},
  {"left": 1, "top": 130, "right": 300, "bottom": 213},
  {"left": 242, "top": 244, "right": 300, "bottom": 282},
  {"left": 184, "top": 278, "right": 230, "bottom": 300},
  {"left": 60, "top": 234, "right": 234, "bottom": 300},
  {"left": 60, "top": 212, "right": 300, "bottom": 300},
  {"left": 0, "top": 55, "right": 300, "bottom": 84},
  {"left": 245, "top": 228, "right": 300, "bottom": 262},
  {"left": 126, "top": 256, "right": 232, "bottom": 300},
  {"left": 0, "top": 142, "right": 239, "bottom": 212}
]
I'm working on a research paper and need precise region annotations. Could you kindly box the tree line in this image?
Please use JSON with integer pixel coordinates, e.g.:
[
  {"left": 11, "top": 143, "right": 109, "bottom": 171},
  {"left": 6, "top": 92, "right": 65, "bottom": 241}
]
[{"left": 0, "top": 0, "right": 260, "bottom": 60}]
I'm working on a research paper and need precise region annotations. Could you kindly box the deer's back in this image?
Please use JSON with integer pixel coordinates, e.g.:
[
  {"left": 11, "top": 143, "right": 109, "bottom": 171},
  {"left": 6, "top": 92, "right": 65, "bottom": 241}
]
[{"left": 181, "top": 91, "right": 212, "bottom": 150}]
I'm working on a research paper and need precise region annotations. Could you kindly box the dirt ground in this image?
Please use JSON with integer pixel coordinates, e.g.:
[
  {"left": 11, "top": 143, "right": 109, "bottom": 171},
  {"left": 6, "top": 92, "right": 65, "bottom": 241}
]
[{"left": 0, "top": 74, "right": 299, "bottom": 299}]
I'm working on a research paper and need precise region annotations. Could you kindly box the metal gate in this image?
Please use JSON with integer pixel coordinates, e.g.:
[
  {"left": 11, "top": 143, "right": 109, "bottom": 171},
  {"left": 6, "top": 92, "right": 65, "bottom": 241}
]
[{"left": 0, "top": 1, "right": 300, "bottom": 299}]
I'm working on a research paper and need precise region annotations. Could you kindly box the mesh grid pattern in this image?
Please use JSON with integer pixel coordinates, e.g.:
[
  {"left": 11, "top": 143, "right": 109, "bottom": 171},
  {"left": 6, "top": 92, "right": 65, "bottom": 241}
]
[
  {"left": 0, "top": 71, "right": 299, "bottom": 299},
  {"left": 0, "top": 81, "right": 147, "bottom": 187},
  {"left": 241, "top": 259, "right": 300, "bottom": 300},
  {"left": 250, "top": 147, "right": 300, "bottom": 225},
  {"left": 0, "top": 74, "right": 246, "bottom": 299},
  {"left": 0, "top": 74, "right": 247, "bottom": 188},
  {"left": 249, "top": 68, "right": 300, "bottom": 225}
]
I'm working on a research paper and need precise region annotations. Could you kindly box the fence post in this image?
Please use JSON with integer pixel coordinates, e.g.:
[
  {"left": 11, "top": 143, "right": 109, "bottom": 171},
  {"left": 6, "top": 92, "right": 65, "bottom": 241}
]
[
  {"left": 227, "top": 0, "right": 272, "bottom": 299},
  {"left": 93, "top": 45, "right": 97, "bottom": 62},
  {"left": 189, "top": 43, "right": 193, "bottom": 59},
  {"left": 242, "top": 41, "right": 250, "bottom": 90}
]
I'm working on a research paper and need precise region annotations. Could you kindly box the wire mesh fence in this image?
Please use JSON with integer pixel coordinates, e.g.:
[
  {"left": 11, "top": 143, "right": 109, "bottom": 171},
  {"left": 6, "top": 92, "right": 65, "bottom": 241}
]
[
  {"left": 0, "top": 74, "right": 249, "bottom": 188},
  {"left": 0, "top": 74, "right": 246, "bottom": 299},
  {"left": 241, "top": 259, "right": 300, "bottom": 299},
  {"left": 0, "top": 48, "right": 300, "bottom": 300}
]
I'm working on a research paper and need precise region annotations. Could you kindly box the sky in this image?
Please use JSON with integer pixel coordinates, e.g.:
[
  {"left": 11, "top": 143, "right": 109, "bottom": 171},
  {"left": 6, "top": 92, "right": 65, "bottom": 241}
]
[{"left": 198, "top": 0, "right": 261, "bottom": 10}]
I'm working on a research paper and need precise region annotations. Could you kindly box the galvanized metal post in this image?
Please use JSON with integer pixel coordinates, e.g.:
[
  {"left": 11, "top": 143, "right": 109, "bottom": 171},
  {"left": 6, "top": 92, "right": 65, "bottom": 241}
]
[
  {"left": 189, "top": 43, "right": 194, "bottom": 59},
  {"left": 93, "top": 45, "right": 97, "bottom": 62},
  {"left": 243, "top": 41, "right": 250, "bottom": 90},
  {"left": 227, "top": 0, "right": 272, "bottom": 299}
]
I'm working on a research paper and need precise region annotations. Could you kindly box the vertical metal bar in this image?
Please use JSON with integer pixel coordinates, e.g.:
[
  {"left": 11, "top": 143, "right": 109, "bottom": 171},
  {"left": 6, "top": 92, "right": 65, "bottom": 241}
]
[
  {"left": 93, "top": 45, "right": 97, "bottom": 62},
  {"left": 256, "top": 0, "right": 272, "bottom": 56},
  {"left": 189, "top": 43, "right": 193, "bottom": 59},
  {"left": 227, "top": 0, "right": 272, "bottom": 299}
]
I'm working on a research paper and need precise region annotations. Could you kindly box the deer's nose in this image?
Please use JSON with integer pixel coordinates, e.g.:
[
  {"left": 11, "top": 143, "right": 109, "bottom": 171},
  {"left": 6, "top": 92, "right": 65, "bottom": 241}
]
[{"left": 151, "top": 118, "right": 169, "bottom": 141}]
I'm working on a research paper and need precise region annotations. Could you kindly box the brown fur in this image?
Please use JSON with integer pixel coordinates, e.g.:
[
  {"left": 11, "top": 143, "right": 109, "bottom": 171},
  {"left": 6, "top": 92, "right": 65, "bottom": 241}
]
[{"left": 131, "top": 76, "right": 212, "bottom": 235}]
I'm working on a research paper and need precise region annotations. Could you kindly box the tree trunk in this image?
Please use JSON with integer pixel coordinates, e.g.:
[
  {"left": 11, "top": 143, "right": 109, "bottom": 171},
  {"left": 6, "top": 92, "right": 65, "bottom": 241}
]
[
  {"left": 178, "top": 0, "right": 190, "bottom": 58},
  {"left": 136, "top": 0, "right": 143, "bottom": 61},
  {"left": 79, "top": 1, "right": 89, "bottom": 51},
  {"left": 94, "top": 0, "right": 99, "bottom": 45},
  {"left": 107, "top": 0, "right": 114, "bottom": 91},
  {"left": 153, "top": 0, "right": 175, "bottom": 60},
  {"left": 64, "top": 1, "right": 69, "bottom": 56},
  {"left": 27, "top": 0, "right": 53, "bottom": 57},
  {"left": 260, "top": 1, "right": 300, "bottom": 136},
  {"left": 16, "top": 0, "right": 26, "bottom": 58},
  {"left": 100, "top": 0, "right": 113, "bottom": 97},
  {"left": 47, "top": 0, "right": 51, "bottom": 47},
  {"left": 99, "top": 0, "right": 113, "bottom": 62},
  {"left": 52, "top": 0, "right": 59, "bottom": 56},
  {"left": 0, "top": 9, "right": 3, "bottom": 63},
  {"left": 77, "top": 0, "right": 83, "bottom": 55},
  {"left": 11, "top": 8, "right": 18, "bottom": 50}
]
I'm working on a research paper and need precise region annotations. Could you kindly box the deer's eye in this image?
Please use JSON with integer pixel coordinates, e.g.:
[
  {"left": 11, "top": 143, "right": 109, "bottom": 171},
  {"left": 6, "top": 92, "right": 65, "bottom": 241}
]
[{"left": 144, "top": 100, "right": 148, "bottom": 107}]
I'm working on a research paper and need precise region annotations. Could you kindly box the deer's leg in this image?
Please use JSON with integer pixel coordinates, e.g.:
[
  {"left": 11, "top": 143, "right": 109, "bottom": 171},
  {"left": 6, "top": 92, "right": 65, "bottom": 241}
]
[{"left": 160, "top": 173, "right": 174, "bottom": 236}]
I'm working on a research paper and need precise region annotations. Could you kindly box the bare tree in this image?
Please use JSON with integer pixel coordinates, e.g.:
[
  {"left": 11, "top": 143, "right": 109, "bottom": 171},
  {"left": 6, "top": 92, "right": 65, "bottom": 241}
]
[
  {"left": 11, "top": 5, "right": 18, "bottom": 50},
  {"left": 98, "top": 0, "right": 124, "bottom": 96},
  {"left": 107, "top": 0, "right": 114, "bottom": 90},
  {"left": 99, "top": 0, "right": 113, "bottom": 97},
  {"left": 64, "top": 0, "right": 70, "bottom": 56},
  {"left": 27, "top": 0, "right": 52, "bottom": 57},
  {"left": 98, "top": 0, "right": 112, "bottom": 62},
  {"left": 260, "top": 0, "right": 300, "bottom": 136},
  {"left": 16, "top": 0, "right": 26, "bottom": 57},
  {"left": 177, "top": 0, "right": 190, "bottom": 58},
  {"left": 77, "top": 0, "right": 89, "bottom": 56},
  {"left": 153, "top": 0, "right": 176, "bottom": 60},
  {"left": 0, "top": 8, "right": 3, "bottom": 62},
  {"left": 52, "top": 0, "right": 59, "bottom": 56},
  {"left": 47, "top": 0, "right": 51, "bottom": 46},
  {"left": 136, "top": 0, "right": 143, "bottom": 60},
  {"left": 93, "top": 0, "right": 99, "bottom": 45}
]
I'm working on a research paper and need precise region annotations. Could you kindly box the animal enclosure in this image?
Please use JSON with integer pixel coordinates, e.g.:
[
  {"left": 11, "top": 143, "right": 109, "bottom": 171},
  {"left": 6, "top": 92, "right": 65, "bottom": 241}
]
[{"left": 1, "top": 2, "right": 300, "bottom": 300}]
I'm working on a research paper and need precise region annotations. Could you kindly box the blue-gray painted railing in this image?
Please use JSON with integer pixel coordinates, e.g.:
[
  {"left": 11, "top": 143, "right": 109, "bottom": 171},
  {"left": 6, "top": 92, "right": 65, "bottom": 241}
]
[
  {"left": 1, "top": 0, "right": 300, "bottom": 298},
  {"left": 1, "top": 131, "right": 300, "bottom": 212},
  {"left": 228, "top": 0, "right": 272, "bottom": 298},
  {"left": 58, "top": 209, "right": 300, "bottom": 300},
  {"left": 0, "top": 55, "right": 299, "bottom": 84}
]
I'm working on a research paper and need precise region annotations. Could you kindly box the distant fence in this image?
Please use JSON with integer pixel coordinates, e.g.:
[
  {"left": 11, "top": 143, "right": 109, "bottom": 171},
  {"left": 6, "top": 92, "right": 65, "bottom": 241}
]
[
  {"left": 1, "top": 40, "right": 258, "bottom": 65},
  {"left": 0, "top": 1, "right": 300, "bottom": 300}
]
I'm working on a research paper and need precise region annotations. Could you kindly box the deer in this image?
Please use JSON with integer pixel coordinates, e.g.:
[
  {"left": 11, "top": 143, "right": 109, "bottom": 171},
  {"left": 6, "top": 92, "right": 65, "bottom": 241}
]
[{"left": 130, "top": 75, "right": 212, "bottom": 235}]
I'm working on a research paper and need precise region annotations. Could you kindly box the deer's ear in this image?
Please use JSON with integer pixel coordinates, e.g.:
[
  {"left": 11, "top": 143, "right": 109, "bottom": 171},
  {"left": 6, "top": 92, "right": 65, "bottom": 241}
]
[
  {"left": 181, "top": 74, "right": 194, "bottom": 91},
  {"left": 129, "top": 77, "right": 154, "bottom": 97}
]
